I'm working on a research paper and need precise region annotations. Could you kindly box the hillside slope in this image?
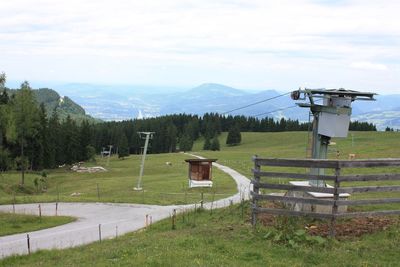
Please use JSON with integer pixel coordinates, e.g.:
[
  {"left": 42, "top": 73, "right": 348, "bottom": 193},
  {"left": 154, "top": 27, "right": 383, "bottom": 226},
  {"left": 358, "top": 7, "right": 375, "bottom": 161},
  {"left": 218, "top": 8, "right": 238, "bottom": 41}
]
[{"left": 7, "top": 87, "right": 99, "bottom": 123}]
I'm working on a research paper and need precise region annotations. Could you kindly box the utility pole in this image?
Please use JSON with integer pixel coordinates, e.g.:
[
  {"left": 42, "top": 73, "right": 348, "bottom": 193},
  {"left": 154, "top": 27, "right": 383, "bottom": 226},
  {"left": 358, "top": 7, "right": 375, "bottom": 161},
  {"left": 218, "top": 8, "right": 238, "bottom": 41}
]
[{"left": 134, "top": 132, "right": 155, "bottom": 191}]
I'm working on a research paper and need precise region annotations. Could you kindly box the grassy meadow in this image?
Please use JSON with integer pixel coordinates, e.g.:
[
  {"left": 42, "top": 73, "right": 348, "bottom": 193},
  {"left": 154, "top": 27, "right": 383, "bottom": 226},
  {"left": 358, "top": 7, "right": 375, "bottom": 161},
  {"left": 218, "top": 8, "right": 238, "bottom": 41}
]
[
  {"left": 1, "top": 131, "right": 400, "bottom": 266},
  {"left": 194, "top": 131, "right": 400, "bottom": 176},
  {"left": 0, "top": 212, "right": 75, "bottom": 237},
  {"left": 195, "top": 131, "right": 400, "bottom": 212},
  {"left": 1, "top": 203, "right": 399, "bottom": 267},
  {"left": 0, "top": 153, "right": 236, "bottom": 205}
]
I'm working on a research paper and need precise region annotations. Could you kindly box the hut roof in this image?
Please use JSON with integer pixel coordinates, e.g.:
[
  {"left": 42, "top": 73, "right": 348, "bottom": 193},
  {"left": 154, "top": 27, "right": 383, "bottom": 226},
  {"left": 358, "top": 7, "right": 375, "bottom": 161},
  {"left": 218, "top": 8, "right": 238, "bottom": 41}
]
[{"left": 184, "top": 159, "right": 217, "bottom": 163}]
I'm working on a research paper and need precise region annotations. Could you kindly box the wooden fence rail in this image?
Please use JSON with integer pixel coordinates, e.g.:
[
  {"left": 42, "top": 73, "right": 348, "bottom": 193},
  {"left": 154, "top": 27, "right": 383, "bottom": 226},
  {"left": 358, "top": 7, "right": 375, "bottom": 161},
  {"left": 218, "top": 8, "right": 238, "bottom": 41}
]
[{"left": 251, "top": 156, "right": 400, "bottom": 237}]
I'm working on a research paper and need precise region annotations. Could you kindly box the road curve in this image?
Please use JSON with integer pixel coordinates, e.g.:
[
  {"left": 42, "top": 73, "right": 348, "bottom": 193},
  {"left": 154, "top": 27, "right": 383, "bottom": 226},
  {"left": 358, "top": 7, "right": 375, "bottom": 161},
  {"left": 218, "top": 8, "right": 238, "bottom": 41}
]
[{"left": 0, "top": 155, "right": 251, "bottom": 259}]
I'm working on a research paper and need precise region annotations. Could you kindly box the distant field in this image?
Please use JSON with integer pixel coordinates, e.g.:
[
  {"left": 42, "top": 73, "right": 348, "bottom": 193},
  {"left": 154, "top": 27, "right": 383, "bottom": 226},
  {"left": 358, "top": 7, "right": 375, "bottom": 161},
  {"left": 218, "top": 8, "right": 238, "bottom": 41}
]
[
  {"left": 0, "top": 213, "right": 74, "bottom": 237},
  {"left": 0, "top": 153, "right": 236, "bottom": 205}
]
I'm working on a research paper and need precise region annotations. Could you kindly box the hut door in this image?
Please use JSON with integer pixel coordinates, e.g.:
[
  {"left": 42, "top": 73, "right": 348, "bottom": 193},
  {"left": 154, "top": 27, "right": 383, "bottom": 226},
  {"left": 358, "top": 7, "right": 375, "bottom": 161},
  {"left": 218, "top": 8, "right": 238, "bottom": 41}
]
[{"left": 201, "top": 162, "right": 210, "bottom": 180}]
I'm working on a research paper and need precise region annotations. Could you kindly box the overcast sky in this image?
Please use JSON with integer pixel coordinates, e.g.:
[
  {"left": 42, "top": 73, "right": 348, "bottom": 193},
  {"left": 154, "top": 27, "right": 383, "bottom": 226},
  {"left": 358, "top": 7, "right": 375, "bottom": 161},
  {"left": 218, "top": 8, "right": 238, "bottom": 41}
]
[{"left": 1, "top": 0, "right": 400, "bottom": 94}]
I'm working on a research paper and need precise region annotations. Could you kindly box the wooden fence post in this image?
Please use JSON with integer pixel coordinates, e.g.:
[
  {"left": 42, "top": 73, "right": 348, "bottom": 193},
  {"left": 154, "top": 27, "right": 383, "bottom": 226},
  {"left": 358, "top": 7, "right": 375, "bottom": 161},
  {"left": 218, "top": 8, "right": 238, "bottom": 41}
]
[
  {"left": 96, "top": 183, "right": 100, "bottom": 200},
  {"left": 210, "top": 191, "right": 215, "bottom": 215},
  {"left": 252, "top": 155, "right": 261, "bottom": 227},
  {"left": 38, "top": 204, "right": 42, "bottom": 221},
  {"left": 98, "top": 224, "right": 102, "bottom": 242},
  {"left": 172, "top": 209, "right": 176, "bottom": 230},
  {"left": 330, "top": 167, "right": 341, "bottom": 238},
  {"left": 56, "top": 184, "right": 60, "bottom": 202},
  {"left": 12, "top": 192, "right": 16, "bottom": 214},
  {"left": 194, "top": 204, "right": 197, "bottom": 226},
  {"left": 241, "top": 198, "right": 244, "bottom": 219},
  {"left": 27, "top": 234, "right": 31, "bottom": 254}
]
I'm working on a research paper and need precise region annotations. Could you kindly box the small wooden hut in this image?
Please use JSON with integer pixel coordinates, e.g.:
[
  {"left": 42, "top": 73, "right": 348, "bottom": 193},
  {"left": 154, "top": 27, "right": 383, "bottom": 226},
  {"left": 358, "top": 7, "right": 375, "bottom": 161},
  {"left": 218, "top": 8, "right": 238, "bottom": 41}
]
[{"left": 185, "top": 159, "right": 217, "bottom": 188}]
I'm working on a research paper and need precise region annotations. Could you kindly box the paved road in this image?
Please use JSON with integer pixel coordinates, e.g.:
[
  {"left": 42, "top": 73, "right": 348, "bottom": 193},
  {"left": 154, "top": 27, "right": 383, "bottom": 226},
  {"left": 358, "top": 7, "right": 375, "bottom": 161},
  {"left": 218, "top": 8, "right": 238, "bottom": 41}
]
[{"left": 0, "top": 155, "right": 251, "bottom": 259}]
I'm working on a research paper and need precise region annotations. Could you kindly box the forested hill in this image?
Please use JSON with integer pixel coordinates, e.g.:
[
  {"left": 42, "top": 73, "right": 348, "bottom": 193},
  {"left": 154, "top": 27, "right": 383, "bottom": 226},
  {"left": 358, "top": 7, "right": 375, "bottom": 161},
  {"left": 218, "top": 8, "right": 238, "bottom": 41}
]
[{"left": 8, "top": 88, "right": 99, "bottom": 123}]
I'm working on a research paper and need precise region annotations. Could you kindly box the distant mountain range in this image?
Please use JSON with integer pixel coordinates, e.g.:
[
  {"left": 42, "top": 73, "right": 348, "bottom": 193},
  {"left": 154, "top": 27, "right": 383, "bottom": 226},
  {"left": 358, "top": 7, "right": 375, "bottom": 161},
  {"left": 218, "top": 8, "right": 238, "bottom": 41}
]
[{"left": 21, "top": 83, "right": 400, "bottom": 130}]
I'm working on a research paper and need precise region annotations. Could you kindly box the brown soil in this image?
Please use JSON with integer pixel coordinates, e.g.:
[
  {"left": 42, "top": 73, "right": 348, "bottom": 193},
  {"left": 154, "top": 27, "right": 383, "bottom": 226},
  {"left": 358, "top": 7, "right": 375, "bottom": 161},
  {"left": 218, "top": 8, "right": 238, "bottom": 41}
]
[
  {"left": 307, "top": 217, "right": 398, "bottom": 239},
  {"left": 257, "top": 202, "right": 399, "bottom": 239}
]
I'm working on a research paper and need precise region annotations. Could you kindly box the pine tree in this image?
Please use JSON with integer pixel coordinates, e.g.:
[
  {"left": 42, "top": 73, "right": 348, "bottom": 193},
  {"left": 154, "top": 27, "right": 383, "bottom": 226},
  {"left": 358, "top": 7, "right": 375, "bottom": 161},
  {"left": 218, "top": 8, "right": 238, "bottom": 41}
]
[
  {"left": 31, "top": 103, "right": 47, "bottom": 170},
  {"left": 226, "top": 125, "right": 241, "bottom": 146},
  {"left": 118, "top": 133, "right": 129, "bottom": 159},
  {"left": 62, "top": 115, "right": 80, "bottom": 164},
  {"left": 9, "top": 81, "right": 40, "bottom": 184},
  {"left": 48, "top": 110, "right": 62, "bottom": 167},
  {"left": 79, "top": 120, "right": 93, "bottom": 160},
  {"left": 203, "top": 137, "right": 211, "bottom": 150},
  {"left": 179, "top": 134, "right": 193, "bottom": 152},
  {"left": 210, "top": 135, "right": 220, "bottom": 151},
  {"left": 166, "top": 124, "right": 177, "bottom": 153}
]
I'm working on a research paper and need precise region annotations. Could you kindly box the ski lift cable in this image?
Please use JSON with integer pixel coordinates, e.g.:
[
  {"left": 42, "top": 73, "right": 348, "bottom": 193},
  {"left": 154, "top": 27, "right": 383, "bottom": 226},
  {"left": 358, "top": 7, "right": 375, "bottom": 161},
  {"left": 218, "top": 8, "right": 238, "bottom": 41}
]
[
  {"left": 252, "top": 99, "right": 324, "bottom": 118},
  {"left": 221, "top": 91, "right": 291, "bottom": 115},
  {"left": 252, "top": 105, "right": 297, "bottom": 117}
]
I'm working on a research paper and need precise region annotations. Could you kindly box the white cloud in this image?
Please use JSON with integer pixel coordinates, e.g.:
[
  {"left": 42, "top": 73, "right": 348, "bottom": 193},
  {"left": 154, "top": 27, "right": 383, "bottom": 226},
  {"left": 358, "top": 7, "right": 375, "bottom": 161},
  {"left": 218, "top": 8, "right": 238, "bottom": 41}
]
[
  {"left": 1, "top": 0, "right": 400, "bottom": 93},
  {"left": 350, "top": 61, "right": 388, "bottom": 71}
]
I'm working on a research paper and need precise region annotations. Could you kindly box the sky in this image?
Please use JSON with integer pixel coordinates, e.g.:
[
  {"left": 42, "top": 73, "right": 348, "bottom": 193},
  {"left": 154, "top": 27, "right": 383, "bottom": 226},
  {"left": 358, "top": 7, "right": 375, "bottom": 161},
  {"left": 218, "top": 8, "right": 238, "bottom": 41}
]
[{"left": 1, "top": 0, "right": 400, "bottom": 94}]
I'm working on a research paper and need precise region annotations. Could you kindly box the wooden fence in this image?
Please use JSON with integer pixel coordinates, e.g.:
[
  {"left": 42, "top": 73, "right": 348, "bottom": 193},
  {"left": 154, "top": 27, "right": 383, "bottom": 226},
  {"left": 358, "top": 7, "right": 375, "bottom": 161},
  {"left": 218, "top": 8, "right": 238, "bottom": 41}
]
[{"left": 251, "top": 156, "right": 400, "bottom": 236}]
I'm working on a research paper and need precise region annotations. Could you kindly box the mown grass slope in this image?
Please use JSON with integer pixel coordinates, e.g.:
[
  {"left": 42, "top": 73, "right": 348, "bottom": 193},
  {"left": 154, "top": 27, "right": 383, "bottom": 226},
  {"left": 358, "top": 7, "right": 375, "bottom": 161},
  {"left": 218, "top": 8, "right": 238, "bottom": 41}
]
[
  {"left": 0, "top": 153, "right": 236, "bottom": 205},
  {"left": 1, "top": 204, "right": 399, "bottom": 266},
  {"left": 0, "top": 212, "right": 74, "bottom": 237}
]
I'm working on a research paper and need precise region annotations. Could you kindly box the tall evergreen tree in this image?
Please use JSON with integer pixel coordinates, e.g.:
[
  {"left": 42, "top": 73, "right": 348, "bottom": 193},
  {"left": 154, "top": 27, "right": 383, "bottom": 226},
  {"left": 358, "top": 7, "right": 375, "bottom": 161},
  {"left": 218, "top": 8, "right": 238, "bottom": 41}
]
[
  {"left": 118, "top": 133, "right": 129, "bottom": 159},
  {"left": 166, "top": 124, "right": 177, "bottom": 153},
  {"left": 30, "top": 103, "right": 47, "bottom": 170},
  {"left": 9, "top": 81, "right": 40, "bottom": 184},
  {"left": 203, "top": 137, "right": 211, "bottom": 150},
  {"left": 79, "top": 120, "right": 93, "bottom": 160},
  {"left": 226, "top": 125, "right": 241, "bottom": 146},
  {"left": 210, "top": 135, "right": 220, "bottom": 151},
  {"left": 179, "top": 134, "right": 193, "bottom": 152},
  {"left": 48, "top": 110, "right": 62, "bottom": 167},
  {"left": 62, "top": 115, "right": 80, "bottom": 164}
]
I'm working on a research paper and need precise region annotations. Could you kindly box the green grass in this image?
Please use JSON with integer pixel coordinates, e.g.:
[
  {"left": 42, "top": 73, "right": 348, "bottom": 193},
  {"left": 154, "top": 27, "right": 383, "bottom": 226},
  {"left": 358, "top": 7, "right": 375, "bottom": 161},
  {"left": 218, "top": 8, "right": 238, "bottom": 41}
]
[
  {"left": 1, "top": 204, "right": 399, "bottom": 266},
  {"left": 0, "top": 153, "right": 236, "bottom": 205},
  {"left": 1, "top": 131, "right": 400, "bottom": 266},
  {"left": 0, "top": 212, "right": 75, "bottom": 237},
  {"left": 193, "top": 131, "right": 400, "bottom": 211},
  {"left": 193, "top": 131, "right": 400, "bottom": 177}
]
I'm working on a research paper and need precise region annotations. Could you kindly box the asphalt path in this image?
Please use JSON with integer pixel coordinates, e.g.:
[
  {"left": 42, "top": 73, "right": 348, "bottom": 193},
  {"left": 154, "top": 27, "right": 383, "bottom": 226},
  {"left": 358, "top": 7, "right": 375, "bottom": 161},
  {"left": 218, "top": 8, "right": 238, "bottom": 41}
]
[{"left": 0, "top": 154, "right": 251, "bottom": 259}]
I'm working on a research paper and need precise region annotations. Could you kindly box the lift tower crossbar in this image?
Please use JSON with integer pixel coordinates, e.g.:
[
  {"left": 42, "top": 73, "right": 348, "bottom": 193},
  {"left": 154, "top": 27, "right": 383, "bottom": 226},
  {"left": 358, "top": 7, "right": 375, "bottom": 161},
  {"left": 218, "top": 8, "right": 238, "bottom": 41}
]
[{"left": 292, "top": 88, "right": 376, "bottom": 187}]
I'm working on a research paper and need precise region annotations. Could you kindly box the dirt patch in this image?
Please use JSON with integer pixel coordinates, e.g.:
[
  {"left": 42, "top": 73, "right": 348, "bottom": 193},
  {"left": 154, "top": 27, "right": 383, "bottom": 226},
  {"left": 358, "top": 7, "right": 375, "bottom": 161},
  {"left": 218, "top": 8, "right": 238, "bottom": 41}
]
[
  {"left": 257, "top": 202, "right": 399, "bottom": 239},
  {"left": 307, "top": 217, "right": 398, "bottom": 239},
  {"left": 71, "top": 165, "right": 107, "bottom": 173}
]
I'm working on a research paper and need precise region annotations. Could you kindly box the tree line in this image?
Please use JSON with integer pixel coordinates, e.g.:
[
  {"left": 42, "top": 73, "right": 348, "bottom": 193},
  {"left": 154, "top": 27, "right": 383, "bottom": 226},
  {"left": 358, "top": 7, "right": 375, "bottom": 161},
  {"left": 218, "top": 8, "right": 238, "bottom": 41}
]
[{"left": 0, "top": 75, "right": 377, "bottom": 179}]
